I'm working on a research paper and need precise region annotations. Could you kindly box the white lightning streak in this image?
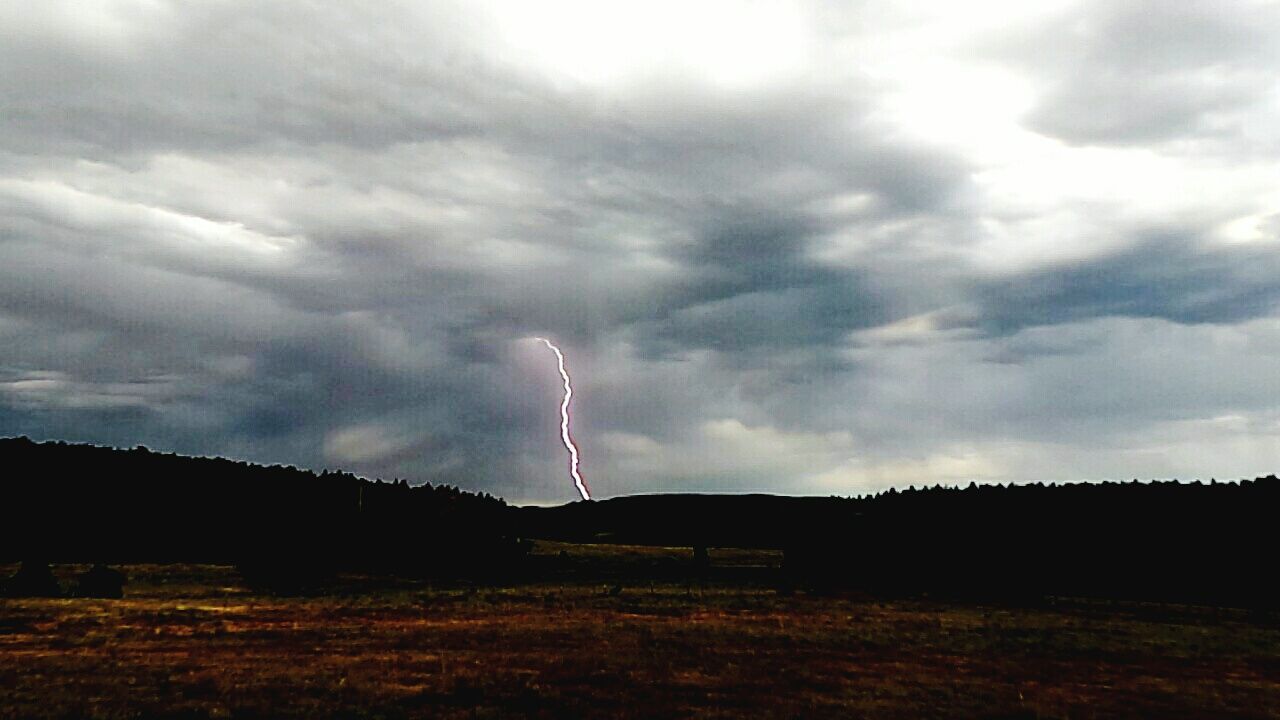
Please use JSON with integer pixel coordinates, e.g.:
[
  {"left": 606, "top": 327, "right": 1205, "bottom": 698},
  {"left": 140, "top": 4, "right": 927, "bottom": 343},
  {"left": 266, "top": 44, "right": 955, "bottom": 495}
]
[{"left": 535, "top": 337, "right": 590, "bottom": 501}]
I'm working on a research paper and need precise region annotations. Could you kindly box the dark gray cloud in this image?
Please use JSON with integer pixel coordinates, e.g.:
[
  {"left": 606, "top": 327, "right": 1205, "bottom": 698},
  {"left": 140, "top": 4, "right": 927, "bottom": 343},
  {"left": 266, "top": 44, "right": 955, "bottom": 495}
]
[
  {"left": 961, "top": 234, "right": 1280, "bottom": 337},
  {"left": 2, "top": 1, "right": 1279, "bottom": 500},
  {"left": 0, "top": 2, "right": 493, "bottom": 158}
]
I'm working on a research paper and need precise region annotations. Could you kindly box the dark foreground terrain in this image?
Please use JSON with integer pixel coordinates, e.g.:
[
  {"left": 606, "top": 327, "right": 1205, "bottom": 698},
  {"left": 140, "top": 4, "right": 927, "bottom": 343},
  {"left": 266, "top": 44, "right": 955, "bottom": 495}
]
[{"left": 3, "top": 545, "right": 1280, "bottom": 720}]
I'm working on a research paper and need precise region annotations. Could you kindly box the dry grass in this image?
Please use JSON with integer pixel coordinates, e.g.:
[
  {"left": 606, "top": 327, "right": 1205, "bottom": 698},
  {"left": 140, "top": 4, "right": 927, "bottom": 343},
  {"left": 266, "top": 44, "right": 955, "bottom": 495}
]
[{"left": 2, "top": 549, "right": 1279, "bottom": 719}]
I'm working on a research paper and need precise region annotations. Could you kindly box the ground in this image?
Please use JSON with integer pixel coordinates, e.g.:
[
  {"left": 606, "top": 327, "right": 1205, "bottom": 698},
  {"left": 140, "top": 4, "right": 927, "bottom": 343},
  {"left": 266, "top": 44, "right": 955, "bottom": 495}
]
[{"left": 2, "top": 544, "right": 1279, "bottom": 719}]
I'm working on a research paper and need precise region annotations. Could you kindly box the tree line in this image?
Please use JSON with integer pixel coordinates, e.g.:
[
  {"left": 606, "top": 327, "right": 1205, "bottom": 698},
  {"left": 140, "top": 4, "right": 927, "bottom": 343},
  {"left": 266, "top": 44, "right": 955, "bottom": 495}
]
[
  {"left": 4, "top": 436, "right": 1277, "bottom": 607},
  {"left": 516, "top": 478, "right": 1280, "bottom": 608},
  {"left": 0, "top": 436, "right": 521, "bottom": 589}
]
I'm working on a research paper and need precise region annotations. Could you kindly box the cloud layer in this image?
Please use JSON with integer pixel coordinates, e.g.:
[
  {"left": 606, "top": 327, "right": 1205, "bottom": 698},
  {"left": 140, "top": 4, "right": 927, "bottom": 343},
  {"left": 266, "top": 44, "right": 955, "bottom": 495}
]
[{"left": 2, "top": 0, "right": 1279, "bottom": 501}]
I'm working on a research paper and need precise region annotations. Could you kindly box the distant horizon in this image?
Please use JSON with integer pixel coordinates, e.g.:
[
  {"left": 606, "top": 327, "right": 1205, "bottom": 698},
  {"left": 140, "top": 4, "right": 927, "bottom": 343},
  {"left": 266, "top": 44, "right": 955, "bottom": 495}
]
[{"left": 4, "top": 435, "right": 1270, "bottom": 509}]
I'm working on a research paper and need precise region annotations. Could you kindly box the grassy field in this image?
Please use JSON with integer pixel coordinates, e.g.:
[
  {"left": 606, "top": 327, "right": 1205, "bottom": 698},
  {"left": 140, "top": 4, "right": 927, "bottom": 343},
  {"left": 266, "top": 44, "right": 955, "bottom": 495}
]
[{"left": 2, "top": 544, "right": 1279, "bottom": 719}]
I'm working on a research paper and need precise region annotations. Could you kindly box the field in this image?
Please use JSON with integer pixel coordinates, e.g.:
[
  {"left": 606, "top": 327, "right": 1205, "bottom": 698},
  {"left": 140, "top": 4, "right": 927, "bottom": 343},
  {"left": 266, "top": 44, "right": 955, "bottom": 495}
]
[{"left": 3, "top": 544, "right": 1280, "bottom": 719}]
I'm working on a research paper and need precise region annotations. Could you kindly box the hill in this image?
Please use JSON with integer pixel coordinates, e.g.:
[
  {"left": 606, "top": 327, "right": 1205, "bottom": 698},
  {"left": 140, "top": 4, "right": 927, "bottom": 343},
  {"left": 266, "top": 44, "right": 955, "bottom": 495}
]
[
  {"left": 4, "top": 436, "right": 1277, "bottom": 607},
  {"left": 0, "top": 437, "right": 515, "bottom": 583},
  {"left": 516, "top": 479, "right": 1280, "bottom": 607}
]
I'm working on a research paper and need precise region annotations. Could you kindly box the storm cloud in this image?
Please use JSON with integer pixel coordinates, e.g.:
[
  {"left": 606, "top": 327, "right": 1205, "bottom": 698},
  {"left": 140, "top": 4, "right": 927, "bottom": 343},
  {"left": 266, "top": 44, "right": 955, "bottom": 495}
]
[{"left": 2, "top": 1, "right": 1278, "bottom": 501}]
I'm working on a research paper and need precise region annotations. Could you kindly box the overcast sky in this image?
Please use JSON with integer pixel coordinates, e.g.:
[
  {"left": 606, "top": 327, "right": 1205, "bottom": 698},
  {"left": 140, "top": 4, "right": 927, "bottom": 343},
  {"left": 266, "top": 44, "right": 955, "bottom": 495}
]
[{"left": 2, "top": 1, "right": 1279, "bottom": 502}]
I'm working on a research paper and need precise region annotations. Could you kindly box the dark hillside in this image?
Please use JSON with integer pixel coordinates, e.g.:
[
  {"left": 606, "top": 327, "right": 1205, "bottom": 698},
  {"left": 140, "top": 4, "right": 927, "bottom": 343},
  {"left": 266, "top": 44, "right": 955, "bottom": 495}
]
[
  {"left": 516, "top": 493, "right": 851, "bottom": 548},
  {"left": 517, "top": 479, "right": 1280, "bottom": 608},
  {"left": 4, "top": 436, "right": 1277, "bottom": 607},
  {"left": 0, "top": 437, "right": 514, "bottom": 580}
]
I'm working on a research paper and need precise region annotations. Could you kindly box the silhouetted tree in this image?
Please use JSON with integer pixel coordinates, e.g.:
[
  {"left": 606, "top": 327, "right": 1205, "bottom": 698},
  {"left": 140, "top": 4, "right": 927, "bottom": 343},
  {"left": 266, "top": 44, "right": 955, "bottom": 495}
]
[
  {"left": 72, "top": 564, "right": 125, "bottom": 598},
  {"left": 2, "top": 560, "right": 61, "bottom": 598}
]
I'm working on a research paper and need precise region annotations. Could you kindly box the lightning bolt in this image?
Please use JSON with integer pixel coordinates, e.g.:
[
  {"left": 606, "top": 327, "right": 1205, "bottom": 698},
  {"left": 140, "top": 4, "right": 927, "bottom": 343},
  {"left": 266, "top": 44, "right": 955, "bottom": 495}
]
[{"left": 535, "top": 337, "right": 591, "bottom": 501}]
